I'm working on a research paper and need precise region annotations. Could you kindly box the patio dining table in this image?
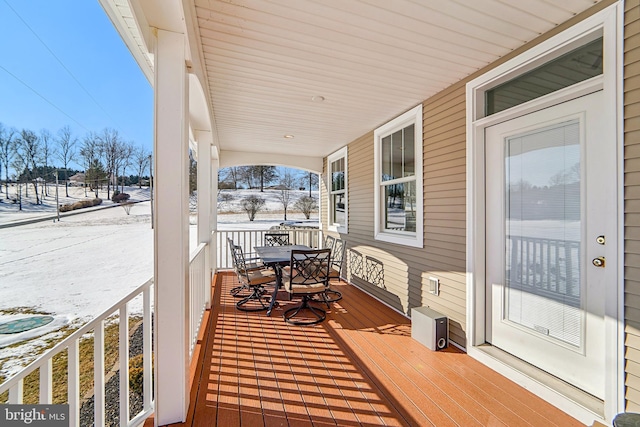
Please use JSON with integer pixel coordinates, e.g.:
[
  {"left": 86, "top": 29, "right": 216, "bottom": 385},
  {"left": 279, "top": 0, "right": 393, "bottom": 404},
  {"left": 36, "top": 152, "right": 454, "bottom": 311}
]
[{"left": 254, "top": 244, "right": 311, "bottom": 316}]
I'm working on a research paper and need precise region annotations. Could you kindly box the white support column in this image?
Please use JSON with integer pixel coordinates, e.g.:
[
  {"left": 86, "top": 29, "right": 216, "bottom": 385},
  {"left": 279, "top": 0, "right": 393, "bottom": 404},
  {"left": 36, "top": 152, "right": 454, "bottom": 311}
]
[
  {"left": 211, "top": 157, "right": 219, "bottom": 273},
  {"left": 153, "top": 28, "right": 189, "bottom": 425},
  {"left": 196, "top": 131, "right": 212, "bottom": 307}
]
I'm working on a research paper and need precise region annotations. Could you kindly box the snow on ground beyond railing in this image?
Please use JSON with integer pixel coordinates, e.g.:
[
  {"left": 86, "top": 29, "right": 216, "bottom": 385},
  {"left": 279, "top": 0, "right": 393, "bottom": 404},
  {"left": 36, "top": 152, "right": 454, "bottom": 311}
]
[{"left": 0, "top": 279, "right": 154, "bottom": 427}]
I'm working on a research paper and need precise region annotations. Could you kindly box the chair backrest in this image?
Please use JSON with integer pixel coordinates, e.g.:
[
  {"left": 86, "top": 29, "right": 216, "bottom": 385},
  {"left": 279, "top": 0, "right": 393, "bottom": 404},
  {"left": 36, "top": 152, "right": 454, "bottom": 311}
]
[
  {"left": 229, "top": 241, "right": 250, "bottom": 279},
  {"left": 331, "top": 239, "right": 346, "bottom": 276},
  {"left": 289, "top": 249, "right": 331, "bottom": 286},
  {"left": 264, "top": 232, "right": 290, "bottom": 246},
  {"left": 323, "top": 235, "right": 336, "bottom": 250}
]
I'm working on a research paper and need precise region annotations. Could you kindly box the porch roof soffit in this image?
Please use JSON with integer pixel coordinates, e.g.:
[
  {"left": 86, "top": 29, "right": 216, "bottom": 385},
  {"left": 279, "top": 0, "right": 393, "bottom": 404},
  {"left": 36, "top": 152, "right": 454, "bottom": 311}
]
[{"left": 104, "top": 0, "right": 606, "bottom": 163}]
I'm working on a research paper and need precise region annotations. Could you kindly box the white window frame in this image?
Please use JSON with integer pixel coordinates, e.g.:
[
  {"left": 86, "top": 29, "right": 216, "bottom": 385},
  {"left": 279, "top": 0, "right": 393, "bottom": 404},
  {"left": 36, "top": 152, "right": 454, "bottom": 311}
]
[
  {"left": 327, "top": 147, "right": 348, "bottom": 233},
  {"left": 373, "top": 104, "right": 423, "bottom": 248}
]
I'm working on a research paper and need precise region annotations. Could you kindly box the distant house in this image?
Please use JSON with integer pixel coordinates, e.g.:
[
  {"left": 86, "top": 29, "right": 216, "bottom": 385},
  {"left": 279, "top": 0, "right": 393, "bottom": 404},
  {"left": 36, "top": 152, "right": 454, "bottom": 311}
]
[{"left": 68, "top": 172, "right": 85, "bottom": 187}]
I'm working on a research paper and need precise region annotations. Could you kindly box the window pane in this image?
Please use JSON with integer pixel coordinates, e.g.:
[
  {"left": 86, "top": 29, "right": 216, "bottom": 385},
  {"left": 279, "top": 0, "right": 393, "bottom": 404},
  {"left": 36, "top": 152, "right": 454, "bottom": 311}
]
[
  {"left": 486, "top": 37, "right": 602, "bottom": 116},
  {"left": 382, "top": 135, "right": 392, "bottom": 180},
  {"left": 332, "top": 193, "right": 345, "bottom": 226},
  {"left": 383, "top": 180, "right": 417, "bottom": 232},
  {"left": 391, "top": 129, "right": 403, "bottom": 180},
  {"left": 403, "top": 125, "right": 415, "bottom": 177},
  {"left": 331, "top": 158, "right": 344, "bottom": 191}
]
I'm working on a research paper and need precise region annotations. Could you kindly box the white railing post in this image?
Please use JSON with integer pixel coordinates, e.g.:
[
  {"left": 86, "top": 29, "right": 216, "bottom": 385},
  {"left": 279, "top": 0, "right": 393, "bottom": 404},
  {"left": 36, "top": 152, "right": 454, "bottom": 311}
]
[
  {"left": 119, "top": 305, "right": 129, "bottom": 427},
  {"left": 94, "top": 320, "right": 105, "bottom": 427},
  {"left": 39, "top": 358, "right": 52, "bottom": 403},
  {"left": 68, "top": 340, "right": 80, "bottom": 427},
  {"left": 8, "top": 380, "right": 23, "bottom": 404},
  {"left": 143, "top": 285, "right": 152, "bottom": 412}
]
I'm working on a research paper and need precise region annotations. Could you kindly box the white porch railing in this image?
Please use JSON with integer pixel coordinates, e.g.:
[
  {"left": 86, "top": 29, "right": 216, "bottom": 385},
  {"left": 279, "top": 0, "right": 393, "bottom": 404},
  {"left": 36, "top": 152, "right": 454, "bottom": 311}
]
[
  {"left": 0, "top": 279, "right": 154, "bottom": 427},
  {"left": 216, "top": 228, "right": 322, "bottom": 269},
  {"left": 188, "top": 243, "right": 209, "bottom": 359}
]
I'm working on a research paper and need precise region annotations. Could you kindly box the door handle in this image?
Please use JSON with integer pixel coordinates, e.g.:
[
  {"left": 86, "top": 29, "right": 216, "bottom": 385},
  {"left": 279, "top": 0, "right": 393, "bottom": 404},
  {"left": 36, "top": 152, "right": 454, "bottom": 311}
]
[{"left": 592, "top": 256, "right": 605, "bottom": 268}]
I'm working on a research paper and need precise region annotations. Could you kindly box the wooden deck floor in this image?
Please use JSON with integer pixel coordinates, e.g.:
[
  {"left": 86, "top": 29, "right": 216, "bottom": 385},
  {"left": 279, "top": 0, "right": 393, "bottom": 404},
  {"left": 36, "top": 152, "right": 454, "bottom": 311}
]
[{"left": 184, "top": 272, "right": 585, "bottom": 427}]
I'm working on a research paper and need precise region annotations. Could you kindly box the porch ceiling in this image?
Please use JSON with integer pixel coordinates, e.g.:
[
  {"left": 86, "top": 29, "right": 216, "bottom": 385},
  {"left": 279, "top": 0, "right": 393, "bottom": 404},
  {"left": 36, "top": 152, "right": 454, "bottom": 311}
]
[{"left": 193, "top": 0, "right": 601, "bottom": 160}]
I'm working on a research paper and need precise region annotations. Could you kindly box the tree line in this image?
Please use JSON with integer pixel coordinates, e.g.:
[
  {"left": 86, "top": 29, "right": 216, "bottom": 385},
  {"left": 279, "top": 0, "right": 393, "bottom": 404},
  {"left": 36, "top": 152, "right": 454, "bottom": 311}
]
[
  {"left": 219, "top": 166, "right": 319, "bottom": 221},
  {"left": 0, "top": 123, "right": 151, "bottom": 205},
  {"left": 220, "top": 165, "right": 318, "bottom": 196}
]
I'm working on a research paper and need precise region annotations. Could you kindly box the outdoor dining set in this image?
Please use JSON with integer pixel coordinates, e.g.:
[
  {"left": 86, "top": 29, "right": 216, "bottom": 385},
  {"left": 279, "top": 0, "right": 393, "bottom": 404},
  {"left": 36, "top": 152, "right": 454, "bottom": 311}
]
[{"left": 227, "top": 232, "right": 346, "bottom": 325}]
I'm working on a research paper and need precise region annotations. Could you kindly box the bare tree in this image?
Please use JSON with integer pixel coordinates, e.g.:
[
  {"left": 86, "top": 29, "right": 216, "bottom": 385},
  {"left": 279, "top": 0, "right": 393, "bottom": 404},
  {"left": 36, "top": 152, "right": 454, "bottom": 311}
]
[
  {"left": 56, "top": 126, "right": 77, "bottom": 197},
  {"left": 221, "top": 166, "right": 241, "bottom": 189},
  {"left": 116, "top": 141, "right": 134, "bottom": 193},
  {"left": 276, "top": 169, "right": 297, "bottom": 221},
  {"left": 300, "top": 171, "right": 318, "bottom": 197},
  {"left": 18, "top": 129, "right": 42, "bottom": 204},
  {"left": 98, "top": 128, "right": 122, "bottom": 199},
  {"left": 40, "top": 129, "right": 53, "bottom": 197},
  {"left": 0, "top": 124, "right": 17, "bottom": 198},
  {"left": 134, "top": 145, "right": 150, "bottom": 188},
  {"left": 80, "top": 132, "right": 101, "bottom": 197},
  {"left": 11, "top": 150, "right": 26, "bottom": 210},
  {"left": 256, "top": 166, "right": 277, "bottom": 192}
]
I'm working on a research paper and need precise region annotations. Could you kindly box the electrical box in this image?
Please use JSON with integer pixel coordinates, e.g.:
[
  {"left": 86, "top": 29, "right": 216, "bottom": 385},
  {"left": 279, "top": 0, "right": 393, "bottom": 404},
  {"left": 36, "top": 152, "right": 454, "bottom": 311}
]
[{"left": 411, "top": 306, "right": 448, "bottom": 351}]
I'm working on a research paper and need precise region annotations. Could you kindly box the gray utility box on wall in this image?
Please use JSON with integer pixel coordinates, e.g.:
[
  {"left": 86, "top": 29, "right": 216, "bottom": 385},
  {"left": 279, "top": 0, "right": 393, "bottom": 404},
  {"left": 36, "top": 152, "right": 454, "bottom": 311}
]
[{"left": 411, "top": 306, "right": 448, "bottom": 351}]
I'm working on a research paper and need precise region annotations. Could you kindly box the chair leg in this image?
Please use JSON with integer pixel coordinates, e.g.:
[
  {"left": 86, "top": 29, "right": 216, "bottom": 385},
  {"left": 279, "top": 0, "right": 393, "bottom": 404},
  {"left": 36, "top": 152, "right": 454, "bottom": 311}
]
[
  {"left": 230, "top": 284, "right": 250, "bottom": 298},
  {"left": 236, "top": 286, "right": 273, "bottom": 312},
  {"left": 324, "top": 288, "right": 342, "bottom": 303},
  {"left": 283, "top": 295, "right": 326, "bottom": 325}
]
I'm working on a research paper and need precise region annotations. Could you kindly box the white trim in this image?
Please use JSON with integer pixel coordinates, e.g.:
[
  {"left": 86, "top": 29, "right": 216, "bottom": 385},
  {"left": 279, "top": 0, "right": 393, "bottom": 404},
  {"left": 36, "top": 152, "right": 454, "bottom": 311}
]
[
  {"left": 327, "top": 146, "right": 348, "bottom": 234},
  {"left": 465, "top": 3, "right": 623, "bottom": 423},
  {"left": 373, "top": 104, "right": 424, "bottom": 248}
]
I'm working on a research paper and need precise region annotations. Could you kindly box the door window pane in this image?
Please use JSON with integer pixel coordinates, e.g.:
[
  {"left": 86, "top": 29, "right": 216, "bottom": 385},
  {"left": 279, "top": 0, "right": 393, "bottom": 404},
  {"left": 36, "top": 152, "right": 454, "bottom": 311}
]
[{"left": 504, "top": 120, "right": 582, "bottom": 347}]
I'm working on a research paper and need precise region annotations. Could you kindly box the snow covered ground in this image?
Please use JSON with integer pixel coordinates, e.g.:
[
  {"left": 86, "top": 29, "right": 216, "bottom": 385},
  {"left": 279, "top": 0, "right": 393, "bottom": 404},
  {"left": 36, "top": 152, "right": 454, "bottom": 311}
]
[{"left": 0, "top": 184, "right": 318, "bottom": 379}]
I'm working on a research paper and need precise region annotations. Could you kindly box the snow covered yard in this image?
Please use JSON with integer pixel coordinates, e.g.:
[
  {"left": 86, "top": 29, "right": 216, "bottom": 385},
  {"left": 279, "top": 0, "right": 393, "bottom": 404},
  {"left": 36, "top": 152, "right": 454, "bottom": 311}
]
[{"left": 0, "top": 185, "right": 318, "bottom": 380}]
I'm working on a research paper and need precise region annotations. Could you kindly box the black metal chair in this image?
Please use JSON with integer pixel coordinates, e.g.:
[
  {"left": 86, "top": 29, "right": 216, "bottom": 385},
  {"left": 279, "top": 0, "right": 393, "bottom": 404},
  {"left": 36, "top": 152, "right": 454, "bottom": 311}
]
[
  {"left": 323, "top": 234, "right": 336, "bottom": 251},
  {"left": 264, "top": 232, "right": 290, "bottom": 246},
  {"left": 283, "top": 248, "right": 331, "bottom": 325},
  {"left": 322, "top": 238, "right": 345, "bottom": 303},
  {"left": 229, "top": 242, "right": 277, "bottom": 312},
  {"left": 227, "top": 237, "right": 264, "bottom": 297}
]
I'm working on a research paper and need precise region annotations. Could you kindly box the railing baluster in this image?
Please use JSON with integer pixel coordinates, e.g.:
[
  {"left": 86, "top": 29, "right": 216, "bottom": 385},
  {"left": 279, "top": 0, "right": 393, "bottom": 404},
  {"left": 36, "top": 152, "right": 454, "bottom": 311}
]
[
  {"left": 94, "top": 321, "right": 105, "bottom": 427},
  {"left": 39, "top": 358, "right": 52, "bottom": 403},
  {"left": 143, "top": 285, "right": 152, "bottom": 412},
  {"left": 8, "top": 379, "right": 23, "bottom": 403},
  {"left": 119, "top": 305, "right": 129, "bottom": 427},
  {"left": 68, "top": 340, "right": 80, "bottom": 427}
]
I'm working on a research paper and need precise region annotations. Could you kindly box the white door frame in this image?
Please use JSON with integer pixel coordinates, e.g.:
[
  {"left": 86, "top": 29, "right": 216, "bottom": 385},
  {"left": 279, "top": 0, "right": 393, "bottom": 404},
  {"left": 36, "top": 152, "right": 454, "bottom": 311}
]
[{"left": 465, "top": 3, "right": 624, "bottom": 424}]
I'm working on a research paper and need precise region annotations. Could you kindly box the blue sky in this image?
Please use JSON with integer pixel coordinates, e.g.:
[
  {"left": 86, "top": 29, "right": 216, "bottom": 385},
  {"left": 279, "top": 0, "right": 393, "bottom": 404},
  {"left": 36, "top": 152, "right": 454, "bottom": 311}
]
[{"left": 0, "top": 0, "right": 153, "bottom": 170}]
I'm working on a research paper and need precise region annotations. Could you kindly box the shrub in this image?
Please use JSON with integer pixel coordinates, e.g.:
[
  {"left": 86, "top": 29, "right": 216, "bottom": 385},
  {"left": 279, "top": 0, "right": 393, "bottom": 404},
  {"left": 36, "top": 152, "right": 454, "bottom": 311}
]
[
  {"left": 112, "top": 193, "right": 130, "bottom": 203},
  {"left": 240, "top": 195, "right": 266, "bottom": 221},
  {"left": 294, "top": 196, "right": 318, "bottom": 219},
  {"left": 58, "top": 198, "right": 102, "bottom": 213}
]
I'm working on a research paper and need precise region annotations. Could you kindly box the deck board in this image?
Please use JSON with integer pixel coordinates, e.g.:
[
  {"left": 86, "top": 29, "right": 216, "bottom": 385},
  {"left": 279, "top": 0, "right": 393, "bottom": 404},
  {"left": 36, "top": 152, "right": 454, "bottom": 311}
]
[{"left": 184, "top": 273, "right": 585, "bottom": 427}]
